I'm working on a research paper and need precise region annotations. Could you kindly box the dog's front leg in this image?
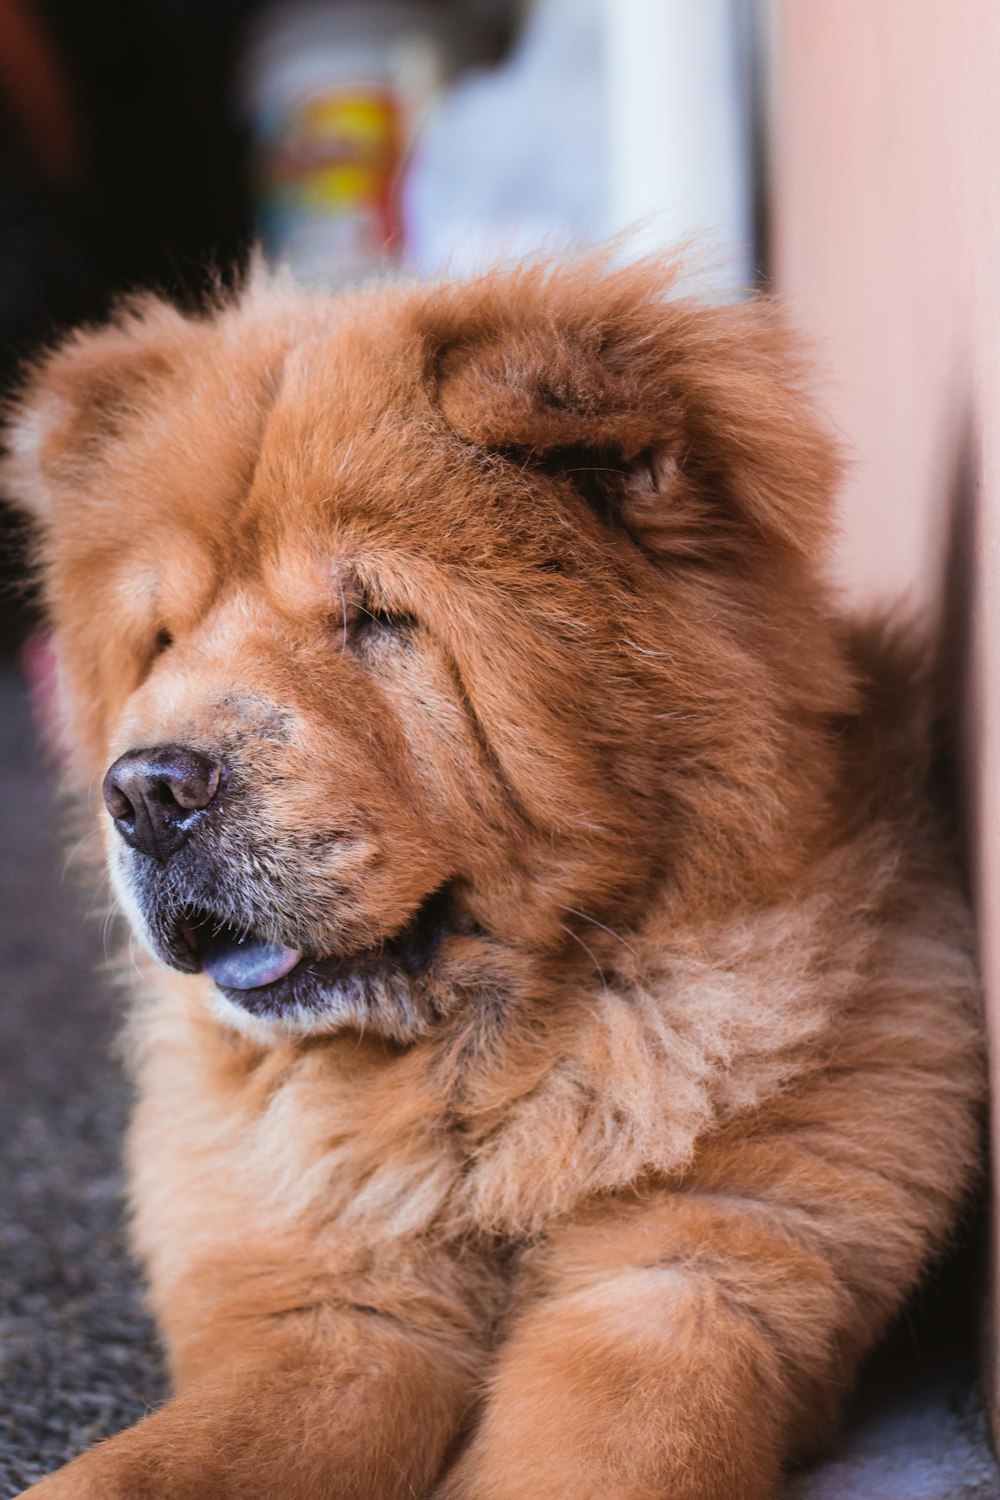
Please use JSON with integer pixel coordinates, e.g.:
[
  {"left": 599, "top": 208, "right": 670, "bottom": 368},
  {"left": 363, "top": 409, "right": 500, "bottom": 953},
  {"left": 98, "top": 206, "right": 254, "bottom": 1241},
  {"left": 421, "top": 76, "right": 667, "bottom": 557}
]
[
  {"left": 20, "top": 1290, "right": 484, "bottom": 1500},
  {"left": 439, "top": 1053, "right": 978, "bottom": 1500},
  {"left": 438, "top": 1198, "right": 817, "bottom": 1500}
]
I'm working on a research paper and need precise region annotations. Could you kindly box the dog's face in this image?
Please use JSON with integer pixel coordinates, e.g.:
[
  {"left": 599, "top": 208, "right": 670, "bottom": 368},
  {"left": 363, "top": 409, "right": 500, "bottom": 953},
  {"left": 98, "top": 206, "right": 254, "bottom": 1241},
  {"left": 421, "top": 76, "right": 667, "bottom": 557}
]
[{"left": 5, "top": 261, "right": 853, "bottom": 1042}]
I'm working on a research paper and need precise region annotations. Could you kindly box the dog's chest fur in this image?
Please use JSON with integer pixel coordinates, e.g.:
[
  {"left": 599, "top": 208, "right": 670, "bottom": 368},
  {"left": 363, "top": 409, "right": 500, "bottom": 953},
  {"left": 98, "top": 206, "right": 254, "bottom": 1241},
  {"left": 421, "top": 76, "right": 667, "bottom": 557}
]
[{"left": 124, "top": 814, "right": 970, "bottom": 1310}]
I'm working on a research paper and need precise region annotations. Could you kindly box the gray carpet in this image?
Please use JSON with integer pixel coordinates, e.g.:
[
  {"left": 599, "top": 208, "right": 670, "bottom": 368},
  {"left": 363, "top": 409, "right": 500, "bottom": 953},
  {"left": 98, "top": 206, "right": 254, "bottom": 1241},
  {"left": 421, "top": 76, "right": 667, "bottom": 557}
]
[
  {"left": 0, "top": 667, "right": 997, "bottom": 1498},
  {"left": 0, "top": 672, "right": 166, "bottom": 1497}
]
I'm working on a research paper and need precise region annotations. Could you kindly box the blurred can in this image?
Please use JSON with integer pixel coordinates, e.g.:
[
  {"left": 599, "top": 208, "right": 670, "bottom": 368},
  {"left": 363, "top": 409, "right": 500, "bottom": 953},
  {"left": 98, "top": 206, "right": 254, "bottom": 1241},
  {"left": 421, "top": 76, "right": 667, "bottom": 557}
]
[{"left": 240, "top": 2, "right": 467, "bottom": 280}]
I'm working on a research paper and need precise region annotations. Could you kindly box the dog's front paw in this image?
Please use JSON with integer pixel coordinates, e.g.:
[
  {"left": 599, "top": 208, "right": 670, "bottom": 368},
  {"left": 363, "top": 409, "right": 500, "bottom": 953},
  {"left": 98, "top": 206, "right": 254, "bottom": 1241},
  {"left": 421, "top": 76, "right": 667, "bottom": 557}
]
[
  {"left": 436, "top": 1444, "right": 625, "bottom": 1500},
  {"left": 15, "top": 1416, "right": 209, "bottom": 1500},
  {"left": 18, "top": 1448, "right": 144, "bottom": 1500}
]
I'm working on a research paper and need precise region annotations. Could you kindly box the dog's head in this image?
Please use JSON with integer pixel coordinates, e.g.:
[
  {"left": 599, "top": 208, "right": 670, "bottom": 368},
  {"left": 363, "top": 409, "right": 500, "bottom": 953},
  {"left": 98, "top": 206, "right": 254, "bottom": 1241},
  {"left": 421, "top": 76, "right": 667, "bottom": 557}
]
[{"left": 4, "top": 258, "right": 854, "bottom": 1042}]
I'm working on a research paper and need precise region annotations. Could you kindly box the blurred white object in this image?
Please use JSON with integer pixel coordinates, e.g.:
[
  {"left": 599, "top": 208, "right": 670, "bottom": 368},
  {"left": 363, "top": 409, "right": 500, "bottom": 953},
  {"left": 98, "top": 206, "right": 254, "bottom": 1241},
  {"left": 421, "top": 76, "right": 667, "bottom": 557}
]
[
  {"left": 405, "top": 0, "right": 753, "bottom": 292},
  {"left": 602, "top": 0, "right": 753, "bottom": 291},
  {"left": 403, "top": 0, "right": 607, "bottom": 278}
]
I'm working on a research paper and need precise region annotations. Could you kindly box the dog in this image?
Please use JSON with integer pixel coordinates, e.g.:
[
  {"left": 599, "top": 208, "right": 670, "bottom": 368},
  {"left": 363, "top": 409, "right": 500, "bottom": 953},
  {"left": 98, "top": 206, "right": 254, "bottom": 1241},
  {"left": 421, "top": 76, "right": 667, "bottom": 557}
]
[{"left": 4, "top": 255, "right": 983, "bottom": 1498}]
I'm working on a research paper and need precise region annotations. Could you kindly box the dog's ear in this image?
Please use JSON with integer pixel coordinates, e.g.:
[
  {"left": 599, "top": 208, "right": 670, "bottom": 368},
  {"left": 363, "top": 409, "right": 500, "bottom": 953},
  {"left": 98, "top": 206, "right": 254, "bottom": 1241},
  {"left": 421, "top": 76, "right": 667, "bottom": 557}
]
[
  {"left": 431, "top": 260, "right": 841, "bottom": 563},
  {"left": 2, "top": 297, "right": 192, "bottom": 521}
]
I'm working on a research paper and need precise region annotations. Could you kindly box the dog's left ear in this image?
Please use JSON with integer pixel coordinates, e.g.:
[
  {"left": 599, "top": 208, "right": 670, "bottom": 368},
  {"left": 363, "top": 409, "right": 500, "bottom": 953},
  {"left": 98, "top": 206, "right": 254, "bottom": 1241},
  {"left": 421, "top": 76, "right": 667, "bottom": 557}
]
[
  {"left": 1, "top": 297, "right": 194, "bottom": 523},
  {"left": 431, "top": 260, "right": 841, "bottom": 562}
]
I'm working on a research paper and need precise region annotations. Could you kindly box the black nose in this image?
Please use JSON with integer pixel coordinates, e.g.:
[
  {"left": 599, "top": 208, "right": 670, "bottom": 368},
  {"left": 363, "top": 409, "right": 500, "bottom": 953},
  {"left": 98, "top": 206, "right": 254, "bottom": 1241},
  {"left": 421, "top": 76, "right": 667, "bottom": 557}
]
[{"left": 102, "top": 746, "right": 224, "bottom": 862}]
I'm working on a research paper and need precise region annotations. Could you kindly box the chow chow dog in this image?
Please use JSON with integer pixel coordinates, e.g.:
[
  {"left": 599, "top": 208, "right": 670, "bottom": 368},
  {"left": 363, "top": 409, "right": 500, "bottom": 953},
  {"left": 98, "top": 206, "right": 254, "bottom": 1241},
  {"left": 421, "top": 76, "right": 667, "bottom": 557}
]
[{"left": 4, "top": 256, "right": 983, "bottom": 1499}]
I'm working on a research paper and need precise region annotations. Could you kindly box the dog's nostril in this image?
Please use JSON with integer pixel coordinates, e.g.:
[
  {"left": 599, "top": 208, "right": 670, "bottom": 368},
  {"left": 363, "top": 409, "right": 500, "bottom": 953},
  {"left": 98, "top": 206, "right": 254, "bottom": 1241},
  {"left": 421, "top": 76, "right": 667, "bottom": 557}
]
[
  {"left": 102, "top": 746, "right": 225, "bottom": 862},
  {"left": 103, "top": 777, "right": 136, "bottom": 823}
]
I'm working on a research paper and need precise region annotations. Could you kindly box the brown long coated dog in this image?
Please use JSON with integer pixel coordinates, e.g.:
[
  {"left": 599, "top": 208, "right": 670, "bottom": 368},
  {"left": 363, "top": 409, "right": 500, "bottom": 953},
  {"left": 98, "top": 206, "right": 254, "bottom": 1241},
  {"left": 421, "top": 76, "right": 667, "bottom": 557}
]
[{"left": 4, "top": 256, "right": 983, "bottom": 1498}]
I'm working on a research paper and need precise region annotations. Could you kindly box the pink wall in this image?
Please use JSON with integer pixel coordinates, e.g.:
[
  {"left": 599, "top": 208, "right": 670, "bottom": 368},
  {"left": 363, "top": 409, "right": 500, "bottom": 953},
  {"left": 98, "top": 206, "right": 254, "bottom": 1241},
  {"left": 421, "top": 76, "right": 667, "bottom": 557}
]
[{"left": 773, "top": 0, "right": 1000, "bottom": 1422}]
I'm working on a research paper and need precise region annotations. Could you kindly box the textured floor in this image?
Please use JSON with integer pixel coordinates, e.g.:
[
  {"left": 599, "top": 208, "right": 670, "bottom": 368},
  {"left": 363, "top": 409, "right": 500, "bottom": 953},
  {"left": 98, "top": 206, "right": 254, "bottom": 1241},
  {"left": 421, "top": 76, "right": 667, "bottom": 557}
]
[
  {"left": 1, "top": 668, "right": 997, "bottom": 1497},
  {"left": 0, "top": 672, "right": 166, "bottom": 1497}
]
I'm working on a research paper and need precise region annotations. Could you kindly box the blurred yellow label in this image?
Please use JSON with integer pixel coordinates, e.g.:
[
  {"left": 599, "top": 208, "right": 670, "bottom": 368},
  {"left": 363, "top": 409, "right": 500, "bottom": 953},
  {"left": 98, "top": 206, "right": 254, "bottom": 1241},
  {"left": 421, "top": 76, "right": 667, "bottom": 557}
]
[{"left": 261, "top": 87, "right": 402, "bottom": 253}]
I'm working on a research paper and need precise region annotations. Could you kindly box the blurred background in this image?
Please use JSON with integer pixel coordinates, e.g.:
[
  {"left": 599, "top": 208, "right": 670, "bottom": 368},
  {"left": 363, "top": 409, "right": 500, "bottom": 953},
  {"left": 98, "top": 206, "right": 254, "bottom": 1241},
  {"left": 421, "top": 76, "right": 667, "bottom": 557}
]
[
  {"left": 0, "top": 0, "right": 763, "bottom": 651},
  {"left": 2, "top": 2, "right": 1000, "bottom": 1495}
]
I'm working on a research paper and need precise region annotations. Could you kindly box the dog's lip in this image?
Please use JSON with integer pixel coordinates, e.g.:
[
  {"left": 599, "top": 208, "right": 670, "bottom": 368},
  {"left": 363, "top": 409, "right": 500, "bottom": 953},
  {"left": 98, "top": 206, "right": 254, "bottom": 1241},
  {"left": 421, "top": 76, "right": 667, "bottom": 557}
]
[{"left": 170, "top": 885, "right": 456, "bottom": 998}]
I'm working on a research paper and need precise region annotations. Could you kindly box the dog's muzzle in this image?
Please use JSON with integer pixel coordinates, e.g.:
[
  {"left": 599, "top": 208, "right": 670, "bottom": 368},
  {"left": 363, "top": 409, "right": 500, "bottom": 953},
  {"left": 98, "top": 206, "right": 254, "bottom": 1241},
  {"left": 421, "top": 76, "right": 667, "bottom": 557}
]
[{"left": 103, "top": 743, "right": 304, "bottom": 990}]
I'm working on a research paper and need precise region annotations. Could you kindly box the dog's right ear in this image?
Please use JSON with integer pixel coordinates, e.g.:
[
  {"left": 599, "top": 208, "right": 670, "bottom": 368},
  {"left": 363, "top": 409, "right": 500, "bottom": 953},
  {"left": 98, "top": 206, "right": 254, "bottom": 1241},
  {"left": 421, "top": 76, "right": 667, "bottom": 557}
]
[
  {"left": 427, "top": 257, "right": 841, "bottom": 566},
  {"left": 2, "top": 298, "right": 191, "bottom": 521}
]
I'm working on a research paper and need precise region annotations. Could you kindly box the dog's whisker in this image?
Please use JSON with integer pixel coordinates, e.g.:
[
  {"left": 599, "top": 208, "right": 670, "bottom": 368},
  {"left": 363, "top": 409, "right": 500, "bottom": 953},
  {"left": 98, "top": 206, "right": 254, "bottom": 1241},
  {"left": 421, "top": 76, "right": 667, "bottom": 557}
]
[
  {"left": 619, "top": 638, "right": 675, "bottom": 660},
  {"left": 337, "top": 570, "right": 349, "bottom": 653},
  {"left": 101, "top": 899, "right": 123, "bottom": 962},
  {"left": 558, "top": 921, "right": 609, "bottom": 988},
  {"left": 560, "top": 905, "right": 636, "bottom": 957}
]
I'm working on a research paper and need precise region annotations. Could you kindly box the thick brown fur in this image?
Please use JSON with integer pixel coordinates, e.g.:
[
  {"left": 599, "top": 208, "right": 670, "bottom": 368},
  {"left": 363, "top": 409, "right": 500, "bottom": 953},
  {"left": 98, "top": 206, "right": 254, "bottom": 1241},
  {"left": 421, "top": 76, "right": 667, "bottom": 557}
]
[{"left": 3, "top": 255, "right": 983, "bottom": 1498}]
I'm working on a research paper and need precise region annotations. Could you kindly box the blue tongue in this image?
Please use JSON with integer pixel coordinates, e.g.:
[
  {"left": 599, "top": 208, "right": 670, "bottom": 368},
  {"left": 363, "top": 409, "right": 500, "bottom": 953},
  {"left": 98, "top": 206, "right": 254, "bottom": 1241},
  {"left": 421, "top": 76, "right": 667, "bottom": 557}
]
[{"left": 199, "top": 929, "right": 303, "bottom": 991}]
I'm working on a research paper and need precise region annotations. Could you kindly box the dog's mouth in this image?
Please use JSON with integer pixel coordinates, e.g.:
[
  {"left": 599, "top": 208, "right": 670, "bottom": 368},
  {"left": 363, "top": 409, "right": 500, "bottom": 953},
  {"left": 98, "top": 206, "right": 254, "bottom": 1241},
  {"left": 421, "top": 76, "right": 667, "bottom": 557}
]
[
  {"left": 155, "top": 885, "right": 458, "bottom": 1029},
  {"left": 180, "top": 914, "right": 304, "bottom": 992}
]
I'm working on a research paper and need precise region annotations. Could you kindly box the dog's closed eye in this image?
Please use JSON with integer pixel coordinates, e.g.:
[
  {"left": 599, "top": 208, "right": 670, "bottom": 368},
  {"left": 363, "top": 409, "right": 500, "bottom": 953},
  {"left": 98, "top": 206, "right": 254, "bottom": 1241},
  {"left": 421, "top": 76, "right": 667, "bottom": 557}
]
[
  {"left": 355, "top": 604, "right": 413, "bottom": 636},
  {"left": 326, "top": 572, "right": 414, "bottom": 651}
]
